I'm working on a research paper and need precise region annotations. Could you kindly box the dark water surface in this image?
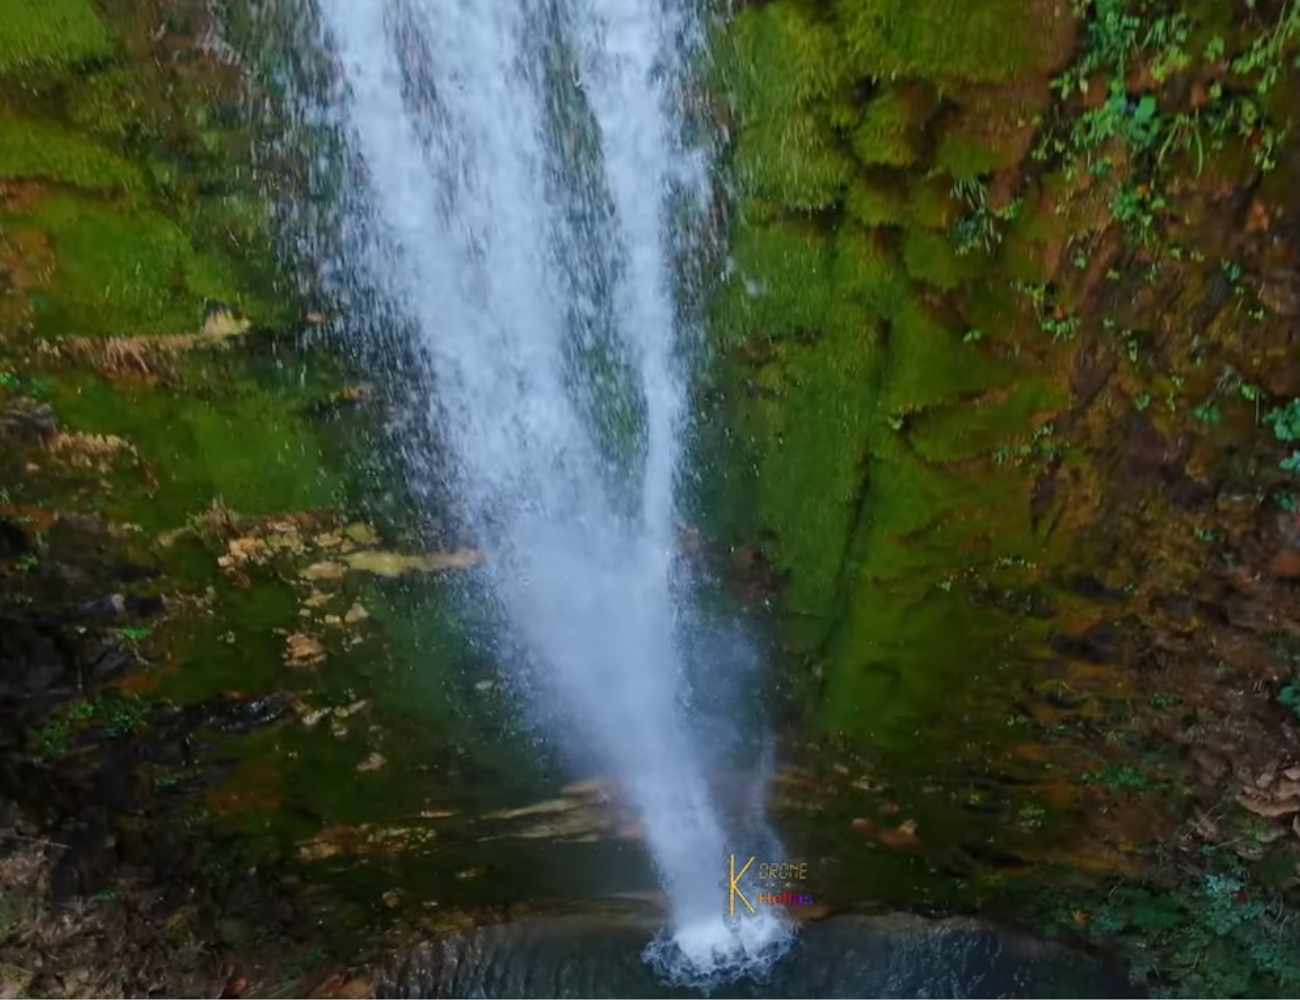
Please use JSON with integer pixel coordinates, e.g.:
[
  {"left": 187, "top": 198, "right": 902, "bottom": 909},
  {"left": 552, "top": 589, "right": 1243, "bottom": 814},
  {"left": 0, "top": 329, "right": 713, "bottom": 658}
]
[{"left": 378, "top": 912, "right": 1141, "bottom": 999}]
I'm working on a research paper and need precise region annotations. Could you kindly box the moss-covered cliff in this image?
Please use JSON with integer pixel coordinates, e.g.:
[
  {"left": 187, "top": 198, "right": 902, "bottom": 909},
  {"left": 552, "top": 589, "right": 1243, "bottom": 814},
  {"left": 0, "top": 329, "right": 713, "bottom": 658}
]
[{"left": 705, "top": 0, "right": 1300, "bottom": 992}]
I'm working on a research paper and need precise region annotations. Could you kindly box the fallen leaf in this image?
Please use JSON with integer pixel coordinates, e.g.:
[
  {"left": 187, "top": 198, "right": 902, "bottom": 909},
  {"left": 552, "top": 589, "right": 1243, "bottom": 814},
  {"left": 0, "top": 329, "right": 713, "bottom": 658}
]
[
  {"left": 298, "top": 840, "right": 341, "bottom": 861},
  {"left": 343, "top": 548, "right": 482, "bottom": 577},
  {"left": 285, "top": 632, "right": 325, "bottom": 665},
  {"left": 303, "top": 561, "right": 347, "bottom": 582},
  {"left": 202, "top": 309, "right": 251, "bottom": 338},
  {"left": 343, "top": 523, "right": 379, "bottom": 546}
]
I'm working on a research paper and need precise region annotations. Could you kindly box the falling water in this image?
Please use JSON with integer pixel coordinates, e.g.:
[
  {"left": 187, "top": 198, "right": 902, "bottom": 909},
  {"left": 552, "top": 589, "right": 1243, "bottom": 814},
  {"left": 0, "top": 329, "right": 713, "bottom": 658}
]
[{"left": 272, "top": 0, "right": 791, "bottom": 981}]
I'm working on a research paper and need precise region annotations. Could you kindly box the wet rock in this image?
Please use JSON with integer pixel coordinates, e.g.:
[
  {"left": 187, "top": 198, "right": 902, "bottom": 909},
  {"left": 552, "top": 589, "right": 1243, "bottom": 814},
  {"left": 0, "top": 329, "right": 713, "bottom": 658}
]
[
  {"left": 111, "top": 561, "right": 162, "bottom": 582},
  {"left": 851, "top": 816, "right": 919, "bottom": 848},
  {"left": 314, "top": 974, "right": 373, "bottom": 999},
  {"left": 80, "top": 593, "right": 128, "bottom": 621},
  {"left": 1064, "top": 572, "right": 1128, "bottom": 603},
  {"left": 1121, "top": 413, "right": 1171, "bottom": 483},
  {"left": 125, "top": 594, "right": 164, "bottom": 618},
  {"left": 0, "top": 615, "right": 73, "bottom": 696},
  {"left": 1148, "top": 593, "right": 1199, "bottom": 626},
  {"left": 0, "top": 517, "right": 29, "bottom": 560},
  {"left": 208, "top": 696, "right": 288, "bottom": 735},
  {"left": 0, "top": 401, "right": 56, "bottom": 446},
  {"left": 1048, "top": 626, "right": 1117, "bottom": 665},
  {"left": 1256, "top": 268, "right": 1300, "bottom": 317},
  {"left": 86, "top": 647, "right": 135, "bottom": 684},
  {"left": 1069, "top": 339, "right": 1116, "bottom": 405}
]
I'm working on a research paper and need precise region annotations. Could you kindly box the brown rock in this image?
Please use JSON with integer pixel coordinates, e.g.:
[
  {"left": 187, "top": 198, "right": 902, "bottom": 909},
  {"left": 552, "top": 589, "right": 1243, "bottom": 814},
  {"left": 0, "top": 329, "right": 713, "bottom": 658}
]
[
  {"left": 1238, "top": 791, "right": 1300, "bottom": 818},
  {"left": 1267, "top": 550, "right": 1300, "bottom": 579}
]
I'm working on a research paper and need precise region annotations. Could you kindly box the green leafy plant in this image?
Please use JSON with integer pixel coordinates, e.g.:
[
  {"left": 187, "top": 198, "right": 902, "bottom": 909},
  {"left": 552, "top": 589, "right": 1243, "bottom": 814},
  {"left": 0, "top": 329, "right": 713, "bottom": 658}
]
[
  {"left": 950, "top": 177, "right": 1022, "bottom": 256},
  {"left": 1278, "top": 681, "right": 1300, "bottom": 720},
  {"left": 1070, "top": 850, "right": 1300, "bottom": 997}
]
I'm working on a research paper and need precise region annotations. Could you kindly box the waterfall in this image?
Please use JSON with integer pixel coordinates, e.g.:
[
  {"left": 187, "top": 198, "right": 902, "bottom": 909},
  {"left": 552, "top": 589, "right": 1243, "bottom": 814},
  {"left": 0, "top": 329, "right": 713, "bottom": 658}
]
[{"left": 272, "top": 0, "right": 792, "bottom": 981}]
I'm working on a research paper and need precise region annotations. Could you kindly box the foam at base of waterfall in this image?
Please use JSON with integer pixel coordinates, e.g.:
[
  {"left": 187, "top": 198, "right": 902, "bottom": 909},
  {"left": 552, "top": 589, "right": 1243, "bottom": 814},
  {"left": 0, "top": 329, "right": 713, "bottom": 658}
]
[{"left": 643, "top": 909, "right": 795, "bottom": 992}]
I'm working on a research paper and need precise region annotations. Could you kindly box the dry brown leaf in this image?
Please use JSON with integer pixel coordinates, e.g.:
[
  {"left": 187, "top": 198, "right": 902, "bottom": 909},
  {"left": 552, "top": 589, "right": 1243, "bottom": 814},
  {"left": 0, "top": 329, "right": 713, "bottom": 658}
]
[
  {"left": 285, "top": 632, "right": 325, "bottom": 665},
  {"left": 303, "top": 561, "right": 347, "bottom": 582}
]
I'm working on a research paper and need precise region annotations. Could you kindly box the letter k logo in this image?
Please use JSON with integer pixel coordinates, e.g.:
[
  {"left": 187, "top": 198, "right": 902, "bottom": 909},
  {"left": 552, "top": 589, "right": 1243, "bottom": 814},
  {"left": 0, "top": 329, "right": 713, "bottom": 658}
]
[{"left": 728, "top": 854, "right": 754, "bottom": 915}]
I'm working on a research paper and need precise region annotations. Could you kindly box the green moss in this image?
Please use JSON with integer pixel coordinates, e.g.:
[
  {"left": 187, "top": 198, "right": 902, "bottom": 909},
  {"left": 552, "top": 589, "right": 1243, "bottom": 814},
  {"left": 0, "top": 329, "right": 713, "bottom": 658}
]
[
  {"left": 934, "top": 128, "right": 1023, "bottom": 181},
  {"left": 998, "top": 197, "right": 1067, "bottom": 283},
  {"left": 65, "top": 68, "right": 157, "bottom": 144},
  {"left": 158, "top": 574, "right": 301, "bottom": 703},
  {"left": 910, "top": 377, "right": 1071, "bottom": 462},
  {"left": 860, "top": 431, "right": 967, "bottom": 549},
  {"left": 844, "top": 169, "right": 909, "bottom": 227},
  {"left": 0, "top": 113, "right": 143, "bottom": 192},
  {"left": 734, "top": 113, "right": 855, "bottom": 210},
  {"left": 719, "top": 1, "right": 850, "bottom": 126},
  {"left": 0, "top": 0, "right": 113, "bottom": 77},
  {"left": 743, "top": 323, "right": 884, "bottom": 619},
  {"left": 880, "top": 297, "right": 1011, "bottom": 415},
  {"left": 818, "top": 577, "right": 1011, "bottom": 740},
  {"left": 9, "top": 193, "right": 242, "bottom": 335},
  {"left": 834, "top": 0, "right": 1057, "bottom": 84},
  {"left": 50, "top": 366, "right": 338, "bottom": 532},
  {"left": 717, "top": 219, "right": 837, "bottom": 345},
  {"left": 905, "top": 175, "right": 959, "bottom": 230},
  {"left": 901, "top": 228, "right": 985, "bottom": 290},
  {"left": 831, "top": 225, "right": 911, "bottom": 317},
  {"left": 850, "top": 85, "right": 932, "bottom": 167}
]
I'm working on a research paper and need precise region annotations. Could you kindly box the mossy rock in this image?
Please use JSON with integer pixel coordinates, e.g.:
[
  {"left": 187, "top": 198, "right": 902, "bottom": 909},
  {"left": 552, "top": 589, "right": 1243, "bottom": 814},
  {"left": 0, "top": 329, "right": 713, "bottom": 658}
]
[
  {"left": 849, "top": 83, "right": 935, "bottom": 168},
  {"left": 734, "top": 113, "right": 855, "bottom": 210},
  {"left": 833, "top": 0, "right": 1076, "bottom": 85},
  {"left": 880, "top": 297, "right": 1013, "bottom": 415},
  {"left": 716, "top": 219, "right": 838, "bottom": 346},
  {"left": 741, "top": 321, "right": 884, "bottom": 619},
  {"left": 934, "top": 127, "right": 1026, "bottom": 181},
  {"left": 905, "top": 174, "right": 960, "bottom": 231},
  {"left": 909, "top": 378, "right": 1071, "bottom": 462},
  {"left": 933, "top": 86, "right": 1047, "bottom": 180},
  {"left": 8, "top": 193, "right": 245, "bottom": 336},
  {"left": 902, "top": 228, "right": 987, "bottom": 290},
  {"left": 49, "top": 365, "right": 338, "bottom": 532},
  {"left": 0, "top": 113, "right": 144, "bottom": 192},
  {"left": 844, "top": 168, "right": 909, "bottom": 228},
  {"left": 831, "top": 225, "right": 911, "bottom": 318},
  {"left": 719, "top": 0, "right": 851, "bottom": 125},
  {"left": 0, "top": 0, "right": 114, "bottom": 78},
  {"left": 64, "top": 68, "right": 159, "bottom": 144},
  {"left": 998, "top": 194, "right": 1069, "bottom": 284}
]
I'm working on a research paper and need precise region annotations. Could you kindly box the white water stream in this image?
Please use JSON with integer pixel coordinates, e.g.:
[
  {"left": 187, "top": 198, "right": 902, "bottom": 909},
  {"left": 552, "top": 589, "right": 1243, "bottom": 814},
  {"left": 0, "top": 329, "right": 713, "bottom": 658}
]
[{"left": 282, "top": 0, "right": 791, "bottom": 980}]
